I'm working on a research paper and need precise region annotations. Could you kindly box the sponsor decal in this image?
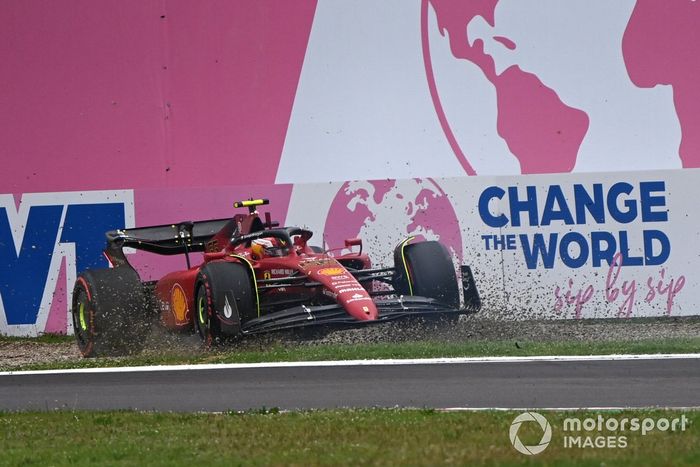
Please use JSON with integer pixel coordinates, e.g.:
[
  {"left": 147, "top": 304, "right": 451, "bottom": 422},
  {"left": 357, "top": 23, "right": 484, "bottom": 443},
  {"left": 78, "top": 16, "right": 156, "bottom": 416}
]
[
  {"left": 347, "top": 297, "right": 372, "bottom": 303},
  {"left": 0, "top": 190, "right": 133, "bottom": 335},
  {"left": 322, "top": 289, "right": 337, "bottom": 299},
  {"left": 300, "top": 258, "right": 333, "bottom": 268},
  {"left": 205, "top": 239, "right": 220, "bottom": 252},
  {"left": 338, "top": 287, "right": 365, "bottom": 294},
  {"left": 478, "top": 179, "right": 688, "bottom": 317},
  {"left": 318, "top": 267, "right": 345, "bottom": 276},
  {"left": 478, "top": 182, "right": 670, "bottom": 270},
  {"left": 223, "top": 295, "right": 233, "bottom": 318},
  {"left": 330, "top": 275, "right": 351, "bottom": 283},
  {"left": 262, "top": 269, "right": 295, "bottom": 280},
  {"left": 230, "top": 251, "right": 251, "bottom": 259},
  {"left": 270, "top": 268, "right": 295, "bottom": 276},
  {"left": 170, "top": 284, "right": 189, "bottom": 323},
  {"left": 236, "top": 232, "right": 266, "bottom": 243}
]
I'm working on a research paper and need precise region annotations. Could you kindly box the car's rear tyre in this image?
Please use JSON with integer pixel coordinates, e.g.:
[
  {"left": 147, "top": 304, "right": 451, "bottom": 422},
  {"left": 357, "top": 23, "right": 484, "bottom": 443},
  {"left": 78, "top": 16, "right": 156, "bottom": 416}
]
[
  {"left": 71, "top": 268, "right": 151, "bottom": 358},
  {"left": 394, "top": 240, "right": 460, "bottom": 309},
  {"left": 195, "top": 261, "right": 255, "bottom": 346}
]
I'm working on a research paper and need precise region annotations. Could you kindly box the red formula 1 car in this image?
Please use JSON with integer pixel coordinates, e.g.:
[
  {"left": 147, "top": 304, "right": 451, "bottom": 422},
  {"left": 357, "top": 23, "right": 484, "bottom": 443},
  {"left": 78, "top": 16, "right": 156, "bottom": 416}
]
[{"left": 71, "top": 199, "right": 480, "bottom": 357}]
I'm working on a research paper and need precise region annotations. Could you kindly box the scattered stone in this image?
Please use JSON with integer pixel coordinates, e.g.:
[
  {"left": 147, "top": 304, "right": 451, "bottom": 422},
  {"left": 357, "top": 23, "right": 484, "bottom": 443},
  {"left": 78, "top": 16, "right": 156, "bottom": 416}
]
[{"left": 1, "top": 315, "right": 698, "bottom": 370}]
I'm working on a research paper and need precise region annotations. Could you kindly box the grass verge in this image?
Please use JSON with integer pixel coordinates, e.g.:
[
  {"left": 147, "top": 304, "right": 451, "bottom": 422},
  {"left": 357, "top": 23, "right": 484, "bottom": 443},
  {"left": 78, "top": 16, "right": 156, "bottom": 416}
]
[
  {"left": 2, "top": 336, "right": 699, "bottom": 372},
  {"left": 0, "top": 409, "right": 697, "bottom": 466},
  {"left": 0, "top": 334, "right": 73, "bottom": 344}
]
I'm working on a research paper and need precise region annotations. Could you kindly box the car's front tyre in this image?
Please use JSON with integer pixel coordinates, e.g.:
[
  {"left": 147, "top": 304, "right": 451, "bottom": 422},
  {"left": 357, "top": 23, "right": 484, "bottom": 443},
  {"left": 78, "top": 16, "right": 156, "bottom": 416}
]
[{"left": 194, "top": 261, "right": 255, "bottom": 346}]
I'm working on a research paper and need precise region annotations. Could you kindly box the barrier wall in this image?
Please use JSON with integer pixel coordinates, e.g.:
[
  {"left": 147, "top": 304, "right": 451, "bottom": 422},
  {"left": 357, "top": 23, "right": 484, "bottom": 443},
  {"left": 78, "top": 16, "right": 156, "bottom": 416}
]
[{"left": 2, "top": 1, "right": 699, "bottom": 334}]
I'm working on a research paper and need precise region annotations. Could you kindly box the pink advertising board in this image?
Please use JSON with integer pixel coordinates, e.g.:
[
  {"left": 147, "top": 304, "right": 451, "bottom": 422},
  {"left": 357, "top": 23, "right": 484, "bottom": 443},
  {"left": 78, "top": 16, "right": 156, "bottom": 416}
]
[{"left": 1, "top": 1, "right": 699, "bottom": 335}]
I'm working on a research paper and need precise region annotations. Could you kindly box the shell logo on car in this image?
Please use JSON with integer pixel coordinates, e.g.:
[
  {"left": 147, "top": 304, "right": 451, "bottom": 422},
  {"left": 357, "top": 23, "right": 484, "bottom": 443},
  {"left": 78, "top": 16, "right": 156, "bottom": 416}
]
[
  {"left": 318, "top": 267, "right": 345, "bottom": 276},
  {"left": 170, "top": 284, "right": 189, "bottom": 323}
]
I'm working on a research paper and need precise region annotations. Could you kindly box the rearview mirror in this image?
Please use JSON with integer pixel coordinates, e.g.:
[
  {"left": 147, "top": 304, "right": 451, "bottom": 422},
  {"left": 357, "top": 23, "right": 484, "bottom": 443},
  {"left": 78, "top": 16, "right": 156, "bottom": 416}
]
[
  {"left": 344, "top": 238, "right": 362, "bottom": 248},
  {"left": 344, "top": 237, "right": 362, "bottom": 255}
]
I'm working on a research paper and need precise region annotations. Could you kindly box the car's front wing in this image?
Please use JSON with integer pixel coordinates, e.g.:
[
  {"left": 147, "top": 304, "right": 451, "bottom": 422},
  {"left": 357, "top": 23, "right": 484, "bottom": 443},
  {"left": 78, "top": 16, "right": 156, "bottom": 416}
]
[{"left": 240, "top": 296, "right": 477, "bottom": 335}]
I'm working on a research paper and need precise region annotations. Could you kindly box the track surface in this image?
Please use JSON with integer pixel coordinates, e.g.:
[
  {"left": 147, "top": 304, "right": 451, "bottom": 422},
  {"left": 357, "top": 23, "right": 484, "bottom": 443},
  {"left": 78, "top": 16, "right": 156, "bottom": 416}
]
[{"left": 1, "top": 356, "right": 699, "bottom": 411}]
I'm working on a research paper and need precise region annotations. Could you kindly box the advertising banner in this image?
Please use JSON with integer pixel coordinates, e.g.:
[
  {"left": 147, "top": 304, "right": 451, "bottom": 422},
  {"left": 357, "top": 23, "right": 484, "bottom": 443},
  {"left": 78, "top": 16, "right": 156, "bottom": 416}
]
[
  {"left": 3, "top": 1, "right": 700, "bottom": 335},
  {"left": 2, "top": 169, "right": 697, "bottom": 335}
]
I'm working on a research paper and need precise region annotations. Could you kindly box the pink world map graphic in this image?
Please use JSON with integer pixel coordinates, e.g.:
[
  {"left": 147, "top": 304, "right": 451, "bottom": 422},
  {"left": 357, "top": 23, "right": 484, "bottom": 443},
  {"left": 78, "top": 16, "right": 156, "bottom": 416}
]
[
  {"left": 320, "top": 0, "right": 700, "bottom": 265},
  {"left": 323, "top": 179, "right": 462, "bottom": 265},
  {"left": 422, "top": 0, "right": 700, "bottom": 175}
]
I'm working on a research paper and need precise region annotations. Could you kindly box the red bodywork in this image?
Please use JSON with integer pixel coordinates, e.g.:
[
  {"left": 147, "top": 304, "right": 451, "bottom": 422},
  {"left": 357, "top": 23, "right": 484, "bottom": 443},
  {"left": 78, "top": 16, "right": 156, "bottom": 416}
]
[
  {"left": 149, "top": 210, "right": 373, "bottom": 332},
  {"left": 91, "top": 198, "right": 478, "bottom": 355}
]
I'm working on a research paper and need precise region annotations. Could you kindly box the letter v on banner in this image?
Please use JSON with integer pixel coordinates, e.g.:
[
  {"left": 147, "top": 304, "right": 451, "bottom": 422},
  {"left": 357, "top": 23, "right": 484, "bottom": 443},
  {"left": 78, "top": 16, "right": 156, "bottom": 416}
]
[{"left": 0, "top": 191, "right": 135, "bottom": 336}]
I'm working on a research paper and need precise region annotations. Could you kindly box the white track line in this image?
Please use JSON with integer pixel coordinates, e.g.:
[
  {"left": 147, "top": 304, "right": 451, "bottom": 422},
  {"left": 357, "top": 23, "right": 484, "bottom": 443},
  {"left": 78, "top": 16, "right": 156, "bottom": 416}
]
[{"left": 2, "top": 353, "right": 699, "bottom": 377}]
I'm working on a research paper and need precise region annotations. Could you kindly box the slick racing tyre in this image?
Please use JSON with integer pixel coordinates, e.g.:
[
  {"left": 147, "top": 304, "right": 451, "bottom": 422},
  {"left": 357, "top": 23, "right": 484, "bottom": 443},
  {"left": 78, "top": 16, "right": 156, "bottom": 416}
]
[
  {"left": 393, "top": 240, "right": 460, "bottom": 309},
  {"left": 72, "top": 268, "right": 151, "bottom": 358},
  {"left": 195, "top": 261, "right": 256, "bottom": 346}
]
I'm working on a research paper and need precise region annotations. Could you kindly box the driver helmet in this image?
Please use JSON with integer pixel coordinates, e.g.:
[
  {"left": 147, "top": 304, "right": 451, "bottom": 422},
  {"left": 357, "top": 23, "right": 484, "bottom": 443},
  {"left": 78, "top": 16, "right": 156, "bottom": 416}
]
[{"left": 251, "top": 237, "right": 288, "bottom": 258}]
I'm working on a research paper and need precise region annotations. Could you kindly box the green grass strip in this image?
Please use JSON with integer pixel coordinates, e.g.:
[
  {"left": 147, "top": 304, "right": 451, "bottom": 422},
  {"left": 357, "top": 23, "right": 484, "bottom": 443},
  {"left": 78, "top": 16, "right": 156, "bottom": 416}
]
[{"left": 0, "top": 409, "right": 697, "bottom": 466}]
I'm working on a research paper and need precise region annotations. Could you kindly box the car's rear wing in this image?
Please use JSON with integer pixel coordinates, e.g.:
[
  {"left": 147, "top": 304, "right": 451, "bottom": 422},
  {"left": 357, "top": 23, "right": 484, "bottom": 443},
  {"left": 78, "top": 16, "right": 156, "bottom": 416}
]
[
  {"left": 105, "top": 218, "right": 241, "bottom": 270},
  {"left": 105, "top": 218, "right": 235, "bottom": 256}
]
